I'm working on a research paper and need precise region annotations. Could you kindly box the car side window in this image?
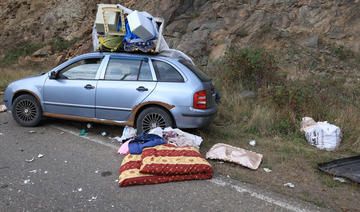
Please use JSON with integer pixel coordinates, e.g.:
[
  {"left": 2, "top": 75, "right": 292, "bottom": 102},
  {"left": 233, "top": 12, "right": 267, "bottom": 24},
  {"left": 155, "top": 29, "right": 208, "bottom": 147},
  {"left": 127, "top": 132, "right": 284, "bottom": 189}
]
[
  {"left": 58, "top": 58, "right": 102, "bottom": 80},
  {"left": 152, "top": 60, "right": 184, "bottom": 82},
  {"left": 105, "top": 59, "right": 141, "bottom": 81},
  {"left": 138, "top": 60, "right": 153, "bottom": 81}
]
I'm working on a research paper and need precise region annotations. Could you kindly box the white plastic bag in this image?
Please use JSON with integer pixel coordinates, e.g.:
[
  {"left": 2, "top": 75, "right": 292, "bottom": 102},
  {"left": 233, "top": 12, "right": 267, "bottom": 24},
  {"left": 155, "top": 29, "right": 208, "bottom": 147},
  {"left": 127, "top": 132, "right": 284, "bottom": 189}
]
[{"left": 304, "top": 121, "right": 341, "bottom": 151}]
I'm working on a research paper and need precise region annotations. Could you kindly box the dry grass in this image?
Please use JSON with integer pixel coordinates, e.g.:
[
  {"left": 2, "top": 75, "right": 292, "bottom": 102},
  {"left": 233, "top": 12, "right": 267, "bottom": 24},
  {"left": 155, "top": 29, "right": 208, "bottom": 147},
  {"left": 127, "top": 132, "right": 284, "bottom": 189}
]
[
  {"left": 199, "top": 47, "right": 360, "bottom": 211},
  {"left": 0, "top": 66, "right": 45, "bottom": 91}
]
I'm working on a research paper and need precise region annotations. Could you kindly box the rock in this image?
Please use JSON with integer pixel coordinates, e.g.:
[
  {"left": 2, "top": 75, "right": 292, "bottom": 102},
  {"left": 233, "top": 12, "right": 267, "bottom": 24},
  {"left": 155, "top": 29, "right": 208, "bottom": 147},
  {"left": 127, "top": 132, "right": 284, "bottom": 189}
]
[
  {"left": 54, "top": 55, "right": 64, "bottom": 65},
  {"left": 18, "top": 56, "right": 26, "bottom": 65},
  {"left": 300, "top": 35, "right": 318, "bottom": 49},
  {"left": 239, "top": 90, "right": 256, "bottom": 99},
  {"left": 32, "top": 45, "right": 52, "bottom": 57}
]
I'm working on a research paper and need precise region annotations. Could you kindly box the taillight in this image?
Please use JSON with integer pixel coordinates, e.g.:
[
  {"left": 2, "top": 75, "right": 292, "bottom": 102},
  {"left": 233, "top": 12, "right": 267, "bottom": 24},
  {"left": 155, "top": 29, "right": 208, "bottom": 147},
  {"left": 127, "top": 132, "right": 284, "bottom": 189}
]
[{"left": 193, "top": 90, "right": 207, "bottom": 109}]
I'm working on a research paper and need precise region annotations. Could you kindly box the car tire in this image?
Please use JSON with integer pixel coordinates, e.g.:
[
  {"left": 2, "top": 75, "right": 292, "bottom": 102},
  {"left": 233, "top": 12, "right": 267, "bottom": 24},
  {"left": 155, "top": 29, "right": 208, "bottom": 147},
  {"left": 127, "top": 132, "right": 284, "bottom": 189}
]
[
  {"left": 136, "top": 107, "right": 173, "bottom": 134},
  {"left": 12, "top": 94, "right": 42, "bottom": 127}
]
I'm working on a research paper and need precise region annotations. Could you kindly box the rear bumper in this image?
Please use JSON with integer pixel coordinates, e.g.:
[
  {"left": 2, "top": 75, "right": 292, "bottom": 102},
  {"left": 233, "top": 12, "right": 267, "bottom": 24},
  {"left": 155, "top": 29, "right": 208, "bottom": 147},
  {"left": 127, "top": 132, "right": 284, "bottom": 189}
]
[{"left": 171, "top": 105, "right": 218, "bottom": 128}]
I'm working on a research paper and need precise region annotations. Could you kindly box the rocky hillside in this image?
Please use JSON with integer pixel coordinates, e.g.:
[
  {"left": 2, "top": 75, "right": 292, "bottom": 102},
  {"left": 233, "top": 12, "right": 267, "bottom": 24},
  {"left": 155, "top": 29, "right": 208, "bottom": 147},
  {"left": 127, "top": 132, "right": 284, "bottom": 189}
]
[{"left": 0, "top": 0, "right": 359, "bottom": 73}]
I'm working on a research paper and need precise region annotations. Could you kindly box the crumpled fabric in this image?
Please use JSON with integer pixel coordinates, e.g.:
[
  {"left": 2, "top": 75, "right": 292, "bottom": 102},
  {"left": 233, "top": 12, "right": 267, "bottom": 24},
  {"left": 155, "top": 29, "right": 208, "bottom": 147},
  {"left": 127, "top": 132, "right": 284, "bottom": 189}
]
[
  {"left": 0, "top": 105, "right": 7, "bottom": 113},
  {"left": 128, "top": 133, "right": 166, "bottom": 154},
  {"left": 148, "top": 127, "right": 203, "bottom": 149},
  {"left": 118, "top": 140, "right": 131, "bottom": 155},
  {"left": 206, "top": 143, "right": 263, "bottom": 170}
]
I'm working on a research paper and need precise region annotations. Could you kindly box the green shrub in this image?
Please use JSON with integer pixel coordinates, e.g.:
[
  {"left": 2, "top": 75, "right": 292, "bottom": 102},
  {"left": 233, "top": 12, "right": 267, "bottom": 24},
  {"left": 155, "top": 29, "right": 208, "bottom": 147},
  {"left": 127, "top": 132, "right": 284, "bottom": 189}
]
[
  {"left": 0, "top": 42, "right": 43, "bottom": 65},
  {"left": 48, "top": 36, "right": 82, "bottom": 52},
  {"left": 223, "top": 47, "right": 279, "bottom": 90}
]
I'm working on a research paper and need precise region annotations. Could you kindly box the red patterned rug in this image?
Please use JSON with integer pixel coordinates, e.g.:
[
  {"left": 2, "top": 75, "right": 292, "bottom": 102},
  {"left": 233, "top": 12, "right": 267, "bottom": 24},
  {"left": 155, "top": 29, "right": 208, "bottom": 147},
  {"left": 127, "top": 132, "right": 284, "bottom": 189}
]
[{"left": 119, "top": 144, "right": 213, "bottom": 187}]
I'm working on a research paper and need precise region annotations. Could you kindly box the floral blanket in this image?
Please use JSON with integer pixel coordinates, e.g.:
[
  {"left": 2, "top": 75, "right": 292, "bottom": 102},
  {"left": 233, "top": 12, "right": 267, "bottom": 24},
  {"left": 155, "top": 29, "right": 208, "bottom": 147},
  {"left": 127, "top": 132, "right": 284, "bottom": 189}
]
[{"left": 118, "top": 144, "right": 213, "bottom": 187}]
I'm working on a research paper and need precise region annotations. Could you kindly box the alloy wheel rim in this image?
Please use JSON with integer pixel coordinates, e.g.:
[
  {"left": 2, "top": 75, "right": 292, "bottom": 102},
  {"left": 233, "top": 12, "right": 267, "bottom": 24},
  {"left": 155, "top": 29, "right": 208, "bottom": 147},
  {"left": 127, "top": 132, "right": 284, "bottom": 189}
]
[
  {"left": 15, "top": 99, "right": 37, "bottom": 122},
  {"left": 142, "top": 112, "right": 166, "bottom": 132}
]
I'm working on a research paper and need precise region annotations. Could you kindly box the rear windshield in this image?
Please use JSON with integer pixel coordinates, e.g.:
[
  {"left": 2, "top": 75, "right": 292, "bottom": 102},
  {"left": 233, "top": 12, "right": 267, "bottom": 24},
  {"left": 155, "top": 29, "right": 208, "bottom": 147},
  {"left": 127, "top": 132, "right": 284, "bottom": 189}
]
[{"left": 179, "top": 60, "right": 211, "bottom": 82}]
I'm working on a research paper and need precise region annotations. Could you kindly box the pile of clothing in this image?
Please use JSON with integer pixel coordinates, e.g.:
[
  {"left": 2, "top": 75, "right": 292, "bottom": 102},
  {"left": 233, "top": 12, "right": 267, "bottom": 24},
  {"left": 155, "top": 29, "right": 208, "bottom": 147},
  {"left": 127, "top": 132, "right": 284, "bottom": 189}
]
[{"left": 117, "top": 127, "right": 212, "bottom": 187}]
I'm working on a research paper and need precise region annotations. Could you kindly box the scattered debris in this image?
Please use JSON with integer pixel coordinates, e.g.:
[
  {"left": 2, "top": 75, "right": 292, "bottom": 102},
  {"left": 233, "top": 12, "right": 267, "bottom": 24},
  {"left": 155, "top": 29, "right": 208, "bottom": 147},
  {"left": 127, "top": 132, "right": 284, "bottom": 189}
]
[
  {"left": 86, "top": 123, "right": 93, "bottom": 129},
  {"left": 0, "top": 105, "right": 7, "bottom": 113},
  {"left": 44, "top": 171, "right": 48, "bottom": 174},
  {"left": 263, "top": 168, "right": 272, "bottom": 173},
  {"left": 88, "top": 196, "right": 97, "bottom": 202},
  {"left": 284, "top": 182, "right": 295, "bottom": 188},
  {"left": 59, "top": 132, "right": 64, "bottom": 135},
  {"left": 37, "top": 154, "right": 44, "bottom": 158},
  {"left": 95, "top": 170, "right": 99, "bottom": 174},
  {"left": 218, "top": 161, "right": 224, "bottom": 164},
  {"left": 206, "top": 143, "right": 263, "bottom": 170},
  {"left": 100, "top": 131, "right": 108, "bottom": 136},
  {"left": 0, "top": 133, "right": 3, "bottom": 136},
  {"left": 249, "top": 140, "right": 256, "bottom": 146},
  {"left": 226, "top": 175, "right": 231, "bottom": 179},
  {"left": 117, "top": 126, "right": 137, "bottom": 142},
  {"left": 64, "top": 160, "right": 68, "bottom": 163},
  {"left": 322, "top": 186, "right": 327, "bottom": 191},
  {"left": 78, "top": 188, "right": 83, "bottom": 192},
  {"left": 23, "top": 179, "right": 31, "bottom": 185},
  {"left": 318, "top": 155, "right": 360, "bottom": 183},
  {"left": 28, "top": 130, "right": 36, "bottom": 133},
  {"left": 79, "top": 129, "right": 88, "bottom": 136},
  {"left": 301, "top": 117, "right": 341, "bottom": 151},
  {"left": 29, "top": 170, "right": 37, "bottom": 173},
  {"left": 25, "top": 157, "right": 35, "bottom": 162},
  {"left": 333, "top": 177, "right": 346, "bottom": 183}
]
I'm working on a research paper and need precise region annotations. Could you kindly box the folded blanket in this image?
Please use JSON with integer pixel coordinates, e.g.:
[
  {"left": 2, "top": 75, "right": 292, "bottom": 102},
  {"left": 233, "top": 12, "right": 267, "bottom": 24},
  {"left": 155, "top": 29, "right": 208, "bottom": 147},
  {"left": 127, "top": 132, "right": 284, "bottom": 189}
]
[{"left": 119, "top": 144, "right": 213, "bottom": 187}]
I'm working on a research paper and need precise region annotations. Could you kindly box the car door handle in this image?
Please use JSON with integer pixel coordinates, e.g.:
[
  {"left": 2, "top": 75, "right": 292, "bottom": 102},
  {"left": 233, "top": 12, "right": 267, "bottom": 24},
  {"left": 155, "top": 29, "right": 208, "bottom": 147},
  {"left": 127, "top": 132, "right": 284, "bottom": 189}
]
[
  {"left": 84, "top": 84, "right": 95, "bottom": 89},
  {"left": 136, "top": 86, "right": 148, "bottom": 92}
]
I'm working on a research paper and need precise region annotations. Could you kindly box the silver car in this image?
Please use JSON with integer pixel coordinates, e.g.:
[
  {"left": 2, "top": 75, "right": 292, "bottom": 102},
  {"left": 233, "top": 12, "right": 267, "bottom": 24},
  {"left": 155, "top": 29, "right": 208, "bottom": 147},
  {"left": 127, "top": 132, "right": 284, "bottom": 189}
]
[{"left": 3, "top": 52, "right": 217, "bottom": 133}]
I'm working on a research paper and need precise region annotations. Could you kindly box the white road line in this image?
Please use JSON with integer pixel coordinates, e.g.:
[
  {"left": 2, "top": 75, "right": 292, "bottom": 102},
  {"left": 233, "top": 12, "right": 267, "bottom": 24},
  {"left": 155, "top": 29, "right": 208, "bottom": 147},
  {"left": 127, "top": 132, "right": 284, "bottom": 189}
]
[
  {"left": 50, "top": 125, "right": 119, "bottom": 150},
  {"left": 209, "top": 178, "right": 313, "bottom": 212}
]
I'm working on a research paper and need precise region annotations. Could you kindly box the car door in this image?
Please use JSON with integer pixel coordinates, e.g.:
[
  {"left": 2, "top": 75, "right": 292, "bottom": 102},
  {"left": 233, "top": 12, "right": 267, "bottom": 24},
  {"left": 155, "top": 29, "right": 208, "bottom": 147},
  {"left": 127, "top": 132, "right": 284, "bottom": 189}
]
[
  {"left": 43, "top": 57, "right": 104, "bottom": 118},
  {"left": 95, "top": 56, "right": 157, "bottom": 121}
]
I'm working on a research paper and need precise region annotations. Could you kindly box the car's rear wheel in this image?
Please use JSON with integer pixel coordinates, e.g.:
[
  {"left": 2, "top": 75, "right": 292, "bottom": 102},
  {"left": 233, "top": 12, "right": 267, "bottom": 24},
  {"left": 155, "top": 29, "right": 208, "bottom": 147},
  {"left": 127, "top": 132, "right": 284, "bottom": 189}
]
[
  {"left": 136, "top": 107, "right": 173, "bottom": 134},
  {"left": 12, "top": 94, "right": 42, "bottom": 127}
]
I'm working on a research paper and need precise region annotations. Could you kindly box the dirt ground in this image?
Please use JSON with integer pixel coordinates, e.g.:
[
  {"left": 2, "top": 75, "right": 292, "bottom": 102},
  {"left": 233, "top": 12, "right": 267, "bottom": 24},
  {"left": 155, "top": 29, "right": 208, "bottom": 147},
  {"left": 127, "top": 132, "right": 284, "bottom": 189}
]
[{"left": 1, "top": 66, "right": 359, "bottom": 212}]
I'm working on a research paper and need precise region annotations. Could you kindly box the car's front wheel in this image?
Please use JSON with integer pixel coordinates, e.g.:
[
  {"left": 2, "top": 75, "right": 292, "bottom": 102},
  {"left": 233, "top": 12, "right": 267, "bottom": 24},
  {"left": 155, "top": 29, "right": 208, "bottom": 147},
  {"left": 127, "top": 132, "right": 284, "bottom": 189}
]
[
  {"left": 136, "top": 107, "right": 173, "bottom": 134},
  {"left": 12, "top": 94, "right": 42, "bottom": 127}
]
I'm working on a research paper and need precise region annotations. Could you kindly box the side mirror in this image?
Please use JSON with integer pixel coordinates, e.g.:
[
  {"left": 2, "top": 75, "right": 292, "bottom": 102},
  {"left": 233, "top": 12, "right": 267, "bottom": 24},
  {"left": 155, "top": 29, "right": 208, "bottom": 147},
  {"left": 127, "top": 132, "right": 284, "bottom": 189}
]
[{"left": 49, "top": 71, "right": 57, "bottom": 79}]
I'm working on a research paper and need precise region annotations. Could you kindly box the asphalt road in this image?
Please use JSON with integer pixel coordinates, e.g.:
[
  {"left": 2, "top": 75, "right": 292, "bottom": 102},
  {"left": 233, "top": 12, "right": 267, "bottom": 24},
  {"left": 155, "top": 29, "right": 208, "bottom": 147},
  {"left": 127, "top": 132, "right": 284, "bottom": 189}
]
[{"left": 0, "top": 111, "right": 327, "bottom": 212}]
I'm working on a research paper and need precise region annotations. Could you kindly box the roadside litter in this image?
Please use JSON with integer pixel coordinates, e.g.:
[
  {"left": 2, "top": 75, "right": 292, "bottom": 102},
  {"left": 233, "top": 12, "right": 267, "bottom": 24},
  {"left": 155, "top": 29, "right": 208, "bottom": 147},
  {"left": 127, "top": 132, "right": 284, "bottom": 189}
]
[
  {"left": 283, "top": 182, "right": 295, "bottom": 188},
  {"left": 37, "top": 154, "right": 44, "bottom": 158},
  {"left": 79, "top": 129, "right": 88, "bottom": 136},
  {"left": 0, "top": 105, "right": 7, "bottom": 113},
  {"left": 99, "top": 131, "right": 108, "bottom": 136},
  {"left": 318, "top": 155, "right": 360, "bottom": 184},
  {"left": 300, "top": 117, "right": 341, "bottom": 151},
  {"left": 249, "top": 140, "right": 256, "bottom": 146},
  {"left": 25, "top": 157, "right": 35, "bottom": 162},
  {"left": 28, "top": 130, "right": 36, "bottom": 133},
  {"left": 149, "top": 127, "right": 203, "bottom": 148},
  {"left": 206, "top": 143, "right": 263, "bottom": 170},
  {"left": 333, "top": 177, "right": 346, "bottom": 183},
  {"left": 118, "top": 144, "right": 213, "bottom": 187},
  {"left": 263, "top": 168, "right": 272, "bottom": 173},
  {"left": 117, "top": 140, "right": 131, "bottom": 155},
  {"left": 116, "top": 125, "right": 137, "bottom": 142}
]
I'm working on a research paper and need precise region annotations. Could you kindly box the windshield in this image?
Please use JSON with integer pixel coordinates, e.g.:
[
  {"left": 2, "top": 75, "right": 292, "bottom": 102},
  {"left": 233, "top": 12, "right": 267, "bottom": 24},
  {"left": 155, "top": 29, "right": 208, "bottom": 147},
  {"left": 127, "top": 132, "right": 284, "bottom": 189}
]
[{"left": 178, "top": 59, "right": 211, "bottom": 82}]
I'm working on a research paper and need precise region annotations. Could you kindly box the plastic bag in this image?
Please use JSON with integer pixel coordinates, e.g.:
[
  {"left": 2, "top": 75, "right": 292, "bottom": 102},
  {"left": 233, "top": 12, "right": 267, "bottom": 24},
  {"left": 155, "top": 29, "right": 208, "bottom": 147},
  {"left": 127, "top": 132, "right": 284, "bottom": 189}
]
[{"left": 304, "top": 121, "right": 341, "bottom": 151}]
